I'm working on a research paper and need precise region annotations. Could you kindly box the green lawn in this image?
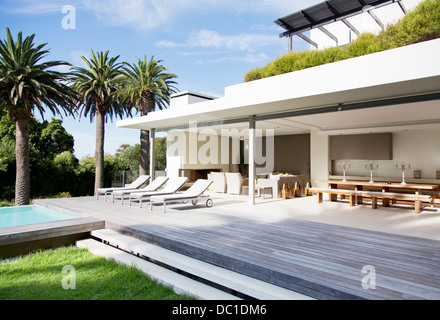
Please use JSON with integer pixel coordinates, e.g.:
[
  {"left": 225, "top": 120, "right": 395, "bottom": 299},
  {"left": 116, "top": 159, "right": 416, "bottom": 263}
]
[{"left": 0, "top": 246, "right": 196, "bottom": 300}]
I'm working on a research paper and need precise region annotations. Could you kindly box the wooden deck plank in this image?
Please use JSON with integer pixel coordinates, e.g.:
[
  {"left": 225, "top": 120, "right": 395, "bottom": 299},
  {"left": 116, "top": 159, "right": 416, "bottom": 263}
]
[
  {"left": 33, "top": 197, "right": 440, "bottom": 300},
  {"left": 152, "top": 227, "right": 440, "bottom": 299}
]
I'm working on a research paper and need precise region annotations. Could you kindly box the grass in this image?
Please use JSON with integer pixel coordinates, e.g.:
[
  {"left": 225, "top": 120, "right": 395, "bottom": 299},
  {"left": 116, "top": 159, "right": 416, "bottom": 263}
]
[{"left": 0, "top": 246, "right": 196, "bottom": 300}]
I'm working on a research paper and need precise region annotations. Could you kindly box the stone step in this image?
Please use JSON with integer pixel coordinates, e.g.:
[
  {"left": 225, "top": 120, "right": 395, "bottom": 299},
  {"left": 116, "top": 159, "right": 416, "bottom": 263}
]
[
  {"left": 89, "top": 229, "right": 314, "bottom": 300},
  {"left": 76, "top": 238, "right": 239, "bottom": 300}
]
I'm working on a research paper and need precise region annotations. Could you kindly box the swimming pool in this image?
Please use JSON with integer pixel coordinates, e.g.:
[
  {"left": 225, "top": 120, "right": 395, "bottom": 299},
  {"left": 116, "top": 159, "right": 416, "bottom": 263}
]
[{"left": 0, "top": 205, "right": 74, "bottom": 228}]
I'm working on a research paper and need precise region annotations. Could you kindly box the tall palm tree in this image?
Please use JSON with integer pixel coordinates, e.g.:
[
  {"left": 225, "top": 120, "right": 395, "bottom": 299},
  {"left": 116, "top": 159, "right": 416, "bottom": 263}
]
[
  {"left": 120, "top": 55, "right": 177, "bottom": 175},
  {"left": 0, "top": 27, "right": 76, "bottom": 205},
  {"left": 70, "top": 50, "right": 126, "bottom": 194}
]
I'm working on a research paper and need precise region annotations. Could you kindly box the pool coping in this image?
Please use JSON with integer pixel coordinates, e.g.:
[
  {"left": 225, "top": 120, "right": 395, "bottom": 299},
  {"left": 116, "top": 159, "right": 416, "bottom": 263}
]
[
  {"left": 0, "top": 217, "right": 105, "bottom": 246},
  {"left": 0, "top": 216, "right": 105, "bottom": 258}
]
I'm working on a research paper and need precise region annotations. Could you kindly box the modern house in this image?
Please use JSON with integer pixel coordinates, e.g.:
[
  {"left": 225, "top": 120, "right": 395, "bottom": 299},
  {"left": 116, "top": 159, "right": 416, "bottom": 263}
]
[{"left": 117, "top": 0, "right": 440, "bottom": 205}]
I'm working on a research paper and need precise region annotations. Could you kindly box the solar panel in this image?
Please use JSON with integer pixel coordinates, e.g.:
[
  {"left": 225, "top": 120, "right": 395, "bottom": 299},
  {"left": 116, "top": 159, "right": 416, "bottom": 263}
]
[{"left": 274, "top": 0, "right": 399, "bottom": 37}]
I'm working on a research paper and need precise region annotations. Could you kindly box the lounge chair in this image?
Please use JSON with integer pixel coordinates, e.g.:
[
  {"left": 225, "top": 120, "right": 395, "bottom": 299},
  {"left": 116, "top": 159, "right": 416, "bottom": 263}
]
[
  {"left": 95, "top": 175, "right": 150, "bottom": 201},
  {"left": 112, "top": 176, "right": 169, "bottom": 204},
  {"left": 149, "top": 179, "right": 213, "bottom": 213},
  {"left": 128, "top": 177, "right": 189, "bottom": 208}
]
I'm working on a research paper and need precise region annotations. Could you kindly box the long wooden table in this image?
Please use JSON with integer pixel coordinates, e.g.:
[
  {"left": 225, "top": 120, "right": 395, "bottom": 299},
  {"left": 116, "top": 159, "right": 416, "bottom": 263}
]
[{"left": 316, "top": 179, "right": 440, "bottom": 206}]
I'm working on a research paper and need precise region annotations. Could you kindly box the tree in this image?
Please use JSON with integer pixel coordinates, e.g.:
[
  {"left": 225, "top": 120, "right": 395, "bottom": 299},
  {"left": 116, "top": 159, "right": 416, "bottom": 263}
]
[
  {"left": 115, "top": 143, "right": 139, "bottom": 174},
  {"left": 38, "top": 118, "right": 74, "bottom": 159},
  {"left": 0, "top": 28, "right": 76, "bottom": 205},
  {"left": 154, "top": 137, "right": 167, "bottom": 171},
  {"left": 120, "top": 56, "right": 177, "bottom": 175},
  {"left": 70, "top": 50, "right": 127, "bottom": 193},
  {"left": 0, "top": 110, "right": 78, "bottom": 200}
]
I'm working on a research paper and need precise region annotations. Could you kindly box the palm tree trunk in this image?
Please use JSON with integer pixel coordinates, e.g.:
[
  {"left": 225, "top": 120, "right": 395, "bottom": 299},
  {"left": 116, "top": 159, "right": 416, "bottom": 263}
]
[
  {"left": 94, "top": 110, "right": 105, "bottom": 193},
  {"left": 139, "top": 101, "right": 152, "bottom": 176},
  {"left": 139, "top": 129, "right": 149, "bottom": 176},
  {"left": 15, "top": 117, "right": 30, "bottom": 206}
]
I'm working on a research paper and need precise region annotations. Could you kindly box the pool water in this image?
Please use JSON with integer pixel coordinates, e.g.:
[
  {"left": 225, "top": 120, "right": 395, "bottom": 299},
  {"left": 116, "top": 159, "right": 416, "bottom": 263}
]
[{"left": 0, "top": 205, "right": 74, "bottom": 228}]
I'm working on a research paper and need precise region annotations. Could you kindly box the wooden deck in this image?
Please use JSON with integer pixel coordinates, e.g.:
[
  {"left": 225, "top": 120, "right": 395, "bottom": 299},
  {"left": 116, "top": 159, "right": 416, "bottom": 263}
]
[{"left": 34, "top": 195, "right": 440, "bottom": 300}]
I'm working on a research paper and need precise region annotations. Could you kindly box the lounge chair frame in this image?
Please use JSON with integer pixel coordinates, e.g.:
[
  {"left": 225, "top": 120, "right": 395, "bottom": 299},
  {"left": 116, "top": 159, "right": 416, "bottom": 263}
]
[
  {"left": 128, "top": 177, "right": 189, "bottom": 208},
  {"left": 112, "top": 176, "right": 169, "bottom": 204},
  {"left": 150, "top": 179, "right": 213, "bottom": 213},
  {"left": 96, "top": 175, "right": 150, "bottom": 201}
]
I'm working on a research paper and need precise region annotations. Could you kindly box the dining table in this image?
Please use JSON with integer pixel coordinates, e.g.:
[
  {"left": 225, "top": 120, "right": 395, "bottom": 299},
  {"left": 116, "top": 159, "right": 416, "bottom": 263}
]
[{"left": 316, "top": 179, "right": 440, "bottom": 206}]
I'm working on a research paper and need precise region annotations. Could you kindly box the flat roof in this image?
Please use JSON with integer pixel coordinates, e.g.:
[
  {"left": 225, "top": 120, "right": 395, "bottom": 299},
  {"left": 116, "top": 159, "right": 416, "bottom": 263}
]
[
  {"left": 117, "top": 39, "right": 440, "bottom": 135},
  {"left": 170, "top": 90, "right": 218, "bottom": 100},
  {"left": 274, "top": 0, "right": 405, "bottom": 38}
]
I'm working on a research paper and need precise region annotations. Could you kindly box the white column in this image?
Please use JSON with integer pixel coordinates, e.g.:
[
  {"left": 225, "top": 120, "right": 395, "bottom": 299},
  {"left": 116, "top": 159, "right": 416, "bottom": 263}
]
[
  {"left": 310, "top": 130, "right": 330, "bottom": 188},
  {"left": 248, "top": 115, "right": 255, "bottom": 205},
  {"left": 149, "top": 128, "right": 155, "bottom": 181}
]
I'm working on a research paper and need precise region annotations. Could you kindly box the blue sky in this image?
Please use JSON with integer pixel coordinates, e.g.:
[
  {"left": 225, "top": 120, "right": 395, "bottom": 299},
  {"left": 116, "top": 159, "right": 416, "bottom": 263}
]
[{"left": 0, "top": 0, "right": 318, "bottom": 159}]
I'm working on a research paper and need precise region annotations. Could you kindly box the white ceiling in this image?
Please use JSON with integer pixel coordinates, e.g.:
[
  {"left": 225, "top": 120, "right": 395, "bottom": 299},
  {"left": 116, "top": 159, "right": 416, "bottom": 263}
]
[{"left": 179, "top": 99, "right": 440, "bottom": 137}]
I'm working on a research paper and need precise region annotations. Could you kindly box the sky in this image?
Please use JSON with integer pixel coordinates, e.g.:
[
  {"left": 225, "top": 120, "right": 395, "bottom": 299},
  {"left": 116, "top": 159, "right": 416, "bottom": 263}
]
[{"left": 0, "top": 0, "right": 320, "bottom": 159}]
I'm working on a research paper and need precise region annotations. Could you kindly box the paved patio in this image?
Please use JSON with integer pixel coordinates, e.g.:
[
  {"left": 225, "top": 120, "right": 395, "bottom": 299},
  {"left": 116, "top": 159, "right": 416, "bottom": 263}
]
[{"left": 35, "top": 193, "right": 440, "bottom": 299}]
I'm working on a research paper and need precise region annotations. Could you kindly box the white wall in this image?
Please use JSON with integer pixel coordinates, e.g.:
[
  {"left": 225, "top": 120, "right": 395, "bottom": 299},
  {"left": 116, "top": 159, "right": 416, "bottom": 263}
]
[
  {"left": 331, "top": 129, "right": 440, "bottom": 181},
  {"left": 310, "top": 130, "right": 330, "bottom": 188},
  {"left": 170, "top": 91, "right": 217, "bottom": 109}
]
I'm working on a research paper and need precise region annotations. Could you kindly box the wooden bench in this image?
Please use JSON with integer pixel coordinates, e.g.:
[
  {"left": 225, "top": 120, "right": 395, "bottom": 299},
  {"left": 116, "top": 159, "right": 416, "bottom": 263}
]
[
  {"left": 310, "top": 188, "right": 432, "bottom": 214},
  {"left": 354, "top": 191, "right": 431, "bottom": 214},
  {"left": 310, "top": 188, "right": 357, "bottom": 207}
]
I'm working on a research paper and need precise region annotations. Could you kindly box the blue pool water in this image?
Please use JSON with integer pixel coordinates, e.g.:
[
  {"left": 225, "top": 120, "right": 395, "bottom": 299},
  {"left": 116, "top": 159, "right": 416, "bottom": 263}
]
[{"left": 0, "top": 205, "right": 74, "bottom": 228}]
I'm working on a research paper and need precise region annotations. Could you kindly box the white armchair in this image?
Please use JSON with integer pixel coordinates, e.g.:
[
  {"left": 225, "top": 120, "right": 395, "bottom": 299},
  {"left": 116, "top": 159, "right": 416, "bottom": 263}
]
[
  {"left": 225, "top": 172, "right": 245, "bottom": 195},
  {"left": 210, "top": 172, "right": 226, "bottom": 193}
]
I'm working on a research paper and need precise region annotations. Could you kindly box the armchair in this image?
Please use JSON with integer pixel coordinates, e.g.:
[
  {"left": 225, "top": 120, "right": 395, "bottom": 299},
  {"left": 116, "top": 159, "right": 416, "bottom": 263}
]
[
  {"left": 209, "top": 172, "right": 227, "bottom": 193},
  {"left": 225, "top": 172, "right": 247, "bottom": 195}
]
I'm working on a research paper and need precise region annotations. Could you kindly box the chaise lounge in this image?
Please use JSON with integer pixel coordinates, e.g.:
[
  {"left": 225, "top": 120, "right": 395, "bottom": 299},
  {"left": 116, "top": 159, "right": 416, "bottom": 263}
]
[
  {"left": 128, "top": 177, "right": 189, "bottom": 208},
  {"left": 111, "top": 176, "right": 169, "bottom": 204},
  {"left": 96, "top": 175, "right": 150, "bottom": 201},
  {"left": 150, "top": 179, "right": 213, "bottom": 213}
]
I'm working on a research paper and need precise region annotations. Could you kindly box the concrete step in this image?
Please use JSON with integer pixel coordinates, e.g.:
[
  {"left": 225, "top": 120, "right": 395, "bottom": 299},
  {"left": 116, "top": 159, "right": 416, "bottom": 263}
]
[
  {"left": 89, "top": 229, "right": 314, "bottom": 300},
  {"left": 76, "top": 238, "right": 239, "bottom": 300}
]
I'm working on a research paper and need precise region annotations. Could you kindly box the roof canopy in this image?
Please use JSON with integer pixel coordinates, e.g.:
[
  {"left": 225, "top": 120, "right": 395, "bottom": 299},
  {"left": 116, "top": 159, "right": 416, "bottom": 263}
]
[
  {"left": 274, "top": 0, "right": 406, "bottom": 38},
  {"left": 117, "top": 39, "right": 440, "bottom": 136}
]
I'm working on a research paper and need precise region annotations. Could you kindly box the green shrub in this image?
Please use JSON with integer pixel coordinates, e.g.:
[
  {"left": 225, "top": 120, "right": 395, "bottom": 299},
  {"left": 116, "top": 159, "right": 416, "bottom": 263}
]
[
  {"left": 243, "top": 0, "right": 440, "bottom": 82},
  {"left": 378, "top": 0, "right": 440, "bottom": 48},
  {"left": 1, "top": 186, "right": 14, "bottom": 201},
  {"left": 243, "top": 67, "right": 264, "bottom": 82},
  {"left": 346, "top": 33, "right": 386, "bottom": 57},
  {"left": 245, "top": 46, "right": 347, "bottom": 81},
  {"left": 0, "top": 200, "right": 14, "bottom": 207},
  {"left": 54, "top": 191, "right": 72, "bottom": 198}
]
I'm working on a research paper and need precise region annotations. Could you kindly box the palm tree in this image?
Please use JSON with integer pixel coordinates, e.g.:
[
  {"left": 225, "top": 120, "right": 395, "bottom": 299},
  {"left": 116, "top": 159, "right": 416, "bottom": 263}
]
[
  {"left": 120, "top": 55, "right": 177, "bottom": 175},
  {"left": 70, "top": 50, "right": 126, "bottom": 194},
  {"left": 0, "top": 27, "right": 76, "bottom": 205}
]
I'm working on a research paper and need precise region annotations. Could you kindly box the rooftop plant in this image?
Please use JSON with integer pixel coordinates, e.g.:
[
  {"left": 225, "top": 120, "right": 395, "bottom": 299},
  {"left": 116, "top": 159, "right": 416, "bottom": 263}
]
[{"left": 244, "top": 0, "right": 440, "bottom": 82}]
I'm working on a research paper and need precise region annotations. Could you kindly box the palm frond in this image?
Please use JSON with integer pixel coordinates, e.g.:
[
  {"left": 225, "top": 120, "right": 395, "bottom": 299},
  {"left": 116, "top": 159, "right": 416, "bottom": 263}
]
[
  {"left": 70, "top": 50, "right": 127, "bottom": 123},
  {"left": 0, "top": 27, "right": 77, "bottom": 120},
  {"left": 119, "top": 55, "right": 178, "bottom": 115}
]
